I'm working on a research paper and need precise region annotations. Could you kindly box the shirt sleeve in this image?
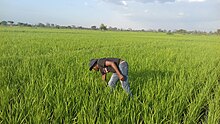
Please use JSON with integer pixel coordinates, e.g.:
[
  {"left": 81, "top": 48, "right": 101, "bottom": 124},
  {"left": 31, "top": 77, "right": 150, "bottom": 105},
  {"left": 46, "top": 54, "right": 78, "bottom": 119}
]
[{"left": 97, "top": 58, "right": 106, "bottom": 67}]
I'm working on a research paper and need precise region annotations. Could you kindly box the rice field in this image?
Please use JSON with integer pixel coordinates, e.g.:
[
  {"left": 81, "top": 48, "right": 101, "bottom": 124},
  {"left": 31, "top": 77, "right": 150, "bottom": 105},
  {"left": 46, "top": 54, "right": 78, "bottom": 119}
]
[{"left": 0, "top": 26, "right": 220, "bottom": 123}]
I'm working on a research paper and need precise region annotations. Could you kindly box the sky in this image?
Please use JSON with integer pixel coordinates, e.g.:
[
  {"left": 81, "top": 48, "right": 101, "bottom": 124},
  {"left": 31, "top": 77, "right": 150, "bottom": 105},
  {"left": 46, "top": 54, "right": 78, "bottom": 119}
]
[{"left": 0, "top": 0, "right": 220, "bottom": 32}]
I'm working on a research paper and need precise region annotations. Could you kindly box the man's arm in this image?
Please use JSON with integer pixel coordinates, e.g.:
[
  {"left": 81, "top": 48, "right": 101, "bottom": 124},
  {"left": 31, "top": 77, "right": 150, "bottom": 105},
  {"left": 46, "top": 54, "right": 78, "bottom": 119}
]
[
  {"left": 105, "top": 61, "right": 125, "bottom": 81},
  {"left": 102, "top": 74, "right": 106, "bottom": 81},
  {"left": 102, "top": 74, "right": 108, "bottom": 86}
]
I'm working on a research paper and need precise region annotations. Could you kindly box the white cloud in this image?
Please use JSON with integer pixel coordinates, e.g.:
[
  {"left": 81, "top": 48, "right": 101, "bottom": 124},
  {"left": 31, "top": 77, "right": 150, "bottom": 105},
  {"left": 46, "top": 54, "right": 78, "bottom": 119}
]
[
  {"left": 96, "top": 0, "right": 219, "bottom": 31},
  {"left": 178, "top": 12, "right": 184, "bottom": 16},
  {"left": 177, "top": 12, "right": 185, "bottom": 17},
  {"left": 121, "top": 1, "right": 128, "bottom": 5},
  {"left": 135, "top": 0, "right": 176, "bottom": 3},
  {"left": 175, "top": 0, "right": 206, "bottom": 2},
  {"left": 123, "top": 13, "right": 133, "bottom": 16},
  {"left": 188, "top": 0, "right": 206, "bottom": 2},
  {"left": 144, "top": 9, "right": 149, "bottom": 13},
  {"left": 84, "top": 2, "right": 88, "bottom": 6},
  {"left": 100, "top": 0, "right": 176, "bottom": 5}
]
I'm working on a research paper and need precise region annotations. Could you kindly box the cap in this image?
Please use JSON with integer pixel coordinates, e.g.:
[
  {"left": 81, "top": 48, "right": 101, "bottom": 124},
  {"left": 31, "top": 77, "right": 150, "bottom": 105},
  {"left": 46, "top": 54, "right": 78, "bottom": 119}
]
[{"left": 89, "top": 59, "right": 98, "bottom": 71}]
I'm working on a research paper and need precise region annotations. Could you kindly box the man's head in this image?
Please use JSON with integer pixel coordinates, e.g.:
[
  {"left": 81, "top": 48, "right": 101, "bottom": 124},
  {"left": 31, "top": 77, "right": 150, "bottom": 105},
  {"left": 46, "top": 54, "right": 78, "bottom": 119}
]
[{"left": 89, "top": 59, "right": 98, "bottom": 71}]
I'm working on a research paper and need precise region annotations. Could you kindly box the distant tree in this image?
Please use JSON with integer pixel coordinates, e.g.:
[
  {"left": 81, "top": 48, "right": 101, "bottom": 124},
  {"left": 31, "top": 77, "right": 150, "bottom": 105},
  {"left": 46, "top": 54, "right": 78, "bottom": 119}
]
[
  {"left": 158, "top": 29, "right": 163, "bottom": 32},
  {"left": 46, "top": 23, "right": 51, "bottom": 27},
  {"left": 18, "top": 22, "right": 31, "bottom": 26},
  {"left": 67, "top": 26, "right": 72, "bottom": 29},
  {"left": 77, "top": 26, "right": 83, "bottom": 29},
  {"left": 176, "top": 29, "right": 187, "bottom": 34},
  {"left": 163, "top": 29, "right": 167, "bottom": 33},
  {"left": 51, "top": 24, "right": 55, "bottom": 27},
  {"left": 55, "top": 25, "right": 60, "bottom": 29},
  {"left": 91, "top": 26, "right": 97, "bottom": 30},
  {"left": 0, "top": 21, "right": 7, "bottom": 26},
  {"left": 17, "top": 22, "right": 24, "bottom": 26},
  {"left": 217, "top": 29, "right": 220, "bottom": 34},
  {"left": 26, "top": 23, "right": 32, "bottom": 27},
  {"left": 127, "top": 28, "right": 132, "bottom": 31},
  {"left": 167, "top": 30, "right": 174, "bottom": 35},
  {"left": 72, "top": 25, "right": 76, "bottom": 29},
  {"left": 108, "top": 26, "right": 118, "bottom": 31},
  {"left": 8, "top": 21, "right": 14, "bottom": 26},
  {"left": 38, "top": 23, "right": 45, "bottom": 27},
  {"left": 100, "top": 23, "right": 107, "bottom": 30}
]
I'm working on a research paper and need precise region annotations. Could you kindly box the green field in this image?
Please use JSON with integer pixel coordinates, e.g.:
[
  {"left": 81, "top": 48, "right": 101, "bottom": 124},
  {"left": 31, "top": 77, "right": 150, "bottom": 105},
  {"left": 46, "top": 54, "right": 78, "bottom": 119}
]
[{"left": 0, "top": 26, "right": 220, "bottom": 123}]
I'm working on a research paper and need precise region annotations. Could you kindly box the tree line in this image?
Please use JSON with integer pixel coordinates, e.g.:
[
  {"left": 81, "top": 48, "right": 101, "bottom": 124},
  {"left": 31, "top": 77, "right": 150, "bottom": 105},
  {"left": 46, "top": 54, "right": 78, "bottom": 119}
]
[
  {"left": 1, "top": 20, "right": 219, "bottom": 35},
  {"left": 0, "top": 20, "right": 108, "bottom": 30}
]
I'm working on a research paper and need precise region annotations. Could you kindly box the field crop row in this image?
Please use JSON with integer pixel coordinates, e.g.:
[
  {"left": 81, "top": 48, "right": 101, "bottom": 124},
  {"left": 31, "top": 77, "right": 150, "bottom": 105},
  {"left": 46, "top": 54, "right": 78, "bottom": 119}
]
[{"left": 0, "top": 27, "right": 220, "bottom": 123}]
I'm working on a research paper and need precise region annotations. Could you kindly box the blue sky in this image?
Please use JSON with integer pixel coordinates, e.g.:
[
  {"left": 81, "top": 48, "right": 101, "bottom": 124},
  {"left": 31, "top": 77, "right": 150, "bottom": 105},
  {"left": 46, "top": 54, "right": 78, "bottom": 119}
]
[{"left": 0, "top": 0, "right": 219, "bottom": 31}]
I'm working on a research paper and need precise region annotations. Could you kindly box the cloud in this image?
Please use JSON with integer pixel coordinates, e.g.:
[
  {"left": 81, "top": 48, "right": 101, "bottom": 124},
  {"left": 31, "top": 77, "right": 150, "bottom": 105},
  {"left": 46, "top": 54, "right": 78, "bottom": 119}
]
[
  {"left": 144, "top": 9, "right": 149, "bottom": 13},
  {"left": 188, "top": 0, "right": 206, "bottom": 2},
  {"left": 100, "top": 0, "right": 128, "bottom": 5},
  {"left": 135, "top": 0, "right": 175, "bottom": 3},
  {"left": 84, "top": 2, "right": 88, "bottom": 6},
  {"left": 178, "top": 12, "right": 184, "bottom": 16},
  {"left": 175, "top": 0, "right": 206, "bottom": 2},
  {"left": 101, "top": 0, "right": 176, "bottom": 5},
  {"left": 101, "top": 0, "right": 209, "bottom": 5},
  {"left": 121, "top": 1, "right": 128, "bottom": 5},
  {"left": 97, "top": 0, "right": 219, "bottom": 31},
  {"left": 123, "top": 13, "right": 133, "bottom": 16},
  {"left": 177, "top": 12, "right": 186, "bottom": 18}
]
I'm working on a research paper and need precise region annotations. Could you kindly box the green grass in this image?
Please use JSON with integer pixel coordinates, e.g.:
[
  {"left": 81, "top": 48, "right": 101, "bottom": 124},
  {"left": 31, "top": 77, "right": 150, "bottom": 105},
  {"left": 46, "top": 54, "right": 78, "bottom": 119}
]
[{"left": 0, "top": 26, "right": 220, "bottom": 123}]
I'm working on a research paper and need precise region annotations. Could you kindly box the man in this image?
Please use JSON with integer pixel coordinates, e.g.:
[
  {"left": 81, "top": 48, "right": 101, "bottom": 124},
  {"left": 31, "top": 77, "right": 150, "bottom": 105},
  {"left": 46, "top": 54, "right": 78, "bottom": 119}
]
[{"left": 89, "top": 58, "right": 132, "bottom": 96}]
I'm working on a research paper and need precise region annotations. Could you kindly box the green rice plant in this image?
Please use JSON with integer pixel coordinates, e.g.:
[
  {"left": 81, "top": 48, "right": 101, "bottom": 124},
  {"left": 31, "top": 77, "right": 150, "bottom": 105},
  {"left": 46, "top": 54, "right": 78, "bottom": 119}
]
[{"left": 0, "top": 26, "right": 220, "bottom": 123}]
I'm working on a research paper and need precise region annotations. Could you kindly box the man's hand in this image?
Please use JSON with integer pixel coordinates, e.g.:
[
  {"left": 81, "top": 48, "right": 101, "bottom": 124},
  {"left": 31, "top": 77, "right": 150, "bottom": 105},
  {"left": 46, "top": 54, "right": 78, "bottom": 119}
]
[
  {"left": 102, "top": 74, "right": 106, "bottom": 81},
  {"left": 119, "top": 74, "right": 125, "bottom": 81},
  {"left": 102, "top": 74, "right": 108, "bottom": 86}
]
